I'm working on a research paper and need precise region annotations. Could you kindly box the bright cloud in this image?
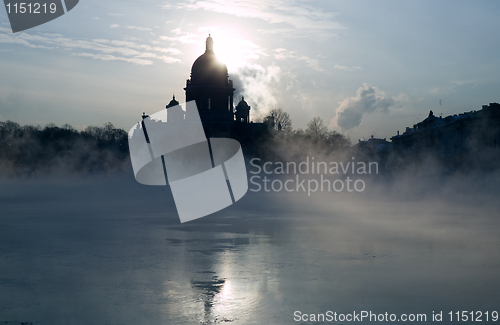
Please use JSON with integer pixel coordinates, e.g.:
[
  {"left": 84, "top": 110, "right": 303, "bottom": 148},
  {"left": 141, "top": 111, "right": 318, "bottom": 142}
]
[{"left": 170, "top": 0, "right": 344, "bottom": 38}]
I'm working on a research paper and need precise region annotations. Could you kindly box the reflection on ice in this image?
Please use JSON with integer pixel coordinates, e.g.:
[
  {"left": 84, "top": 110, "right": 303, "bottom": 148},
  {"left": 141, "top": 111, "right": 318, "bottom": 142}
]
[{"left": 191, "top": 277, "right": 227, "bottom": 322}]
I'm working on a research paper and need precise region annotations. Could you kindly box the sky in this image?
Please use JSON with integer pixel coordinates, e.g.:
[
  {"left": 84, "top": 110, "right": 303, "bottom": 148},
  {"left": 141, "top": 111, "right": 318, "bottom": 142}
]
[{"left": 1, "top": 0, "right": 499, "bottom": 141}]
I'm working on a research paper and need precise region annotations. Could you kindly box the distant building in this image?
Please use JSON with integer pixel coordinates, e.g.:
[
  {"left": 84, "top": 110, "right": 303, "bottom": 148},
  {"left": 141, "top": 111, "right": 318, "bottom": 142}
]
[
  {"left": 356, "top": 135, "right": 390, "bottom": 154},
  {"left": 165, "top": 95, "right": 183, "bottom": 122},
  {"left": 391, "top": 103, "right": 500, "bottom": 167},
  {"left": 353, "top": 136, "right": 390, "bottom": 170},
  {"left": 235, "top": 96, "right": 250, "bottom": 123}
]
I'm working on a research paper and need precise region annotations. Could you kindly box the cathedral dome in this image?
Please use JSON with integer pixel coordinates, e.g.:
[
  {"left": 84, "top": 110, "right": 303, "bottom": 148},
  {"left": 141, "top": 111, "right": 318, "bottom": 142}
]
[
  {"left": 190, "top": 35, "right": 228, "bottom": 84},
  {"left": 184, "top": 35, "right": 235, "bottom": 126},
  {"left": 166, "top": 95, "right": 179, "bottom": 108},
  {"left": 236, "top": 96, "right": 250, "bottom": 109}
]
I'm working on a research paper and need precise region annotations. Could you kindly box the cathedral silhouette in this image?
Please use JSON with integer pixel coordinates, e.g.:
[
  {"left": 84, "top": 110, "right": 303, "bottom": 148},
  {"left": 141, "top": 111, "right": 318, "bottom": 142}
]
[{"left": 164, "top": 35, "right": 269, "bottom": 140}]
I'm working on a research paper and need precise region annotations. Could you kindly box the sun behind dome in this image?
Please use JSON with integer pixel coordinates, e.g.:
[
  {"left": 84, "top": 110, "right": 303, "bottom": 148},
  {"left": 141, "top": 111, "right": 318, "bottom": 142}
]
[
  {"left": 184, "top": 35, "right": 235, "bottom": 126},
  {"left": 190, "top": 35, "right": 229, "bottom": 84},
  {"left": 159, "top": 34, "right": 272, "bottom": 140}
]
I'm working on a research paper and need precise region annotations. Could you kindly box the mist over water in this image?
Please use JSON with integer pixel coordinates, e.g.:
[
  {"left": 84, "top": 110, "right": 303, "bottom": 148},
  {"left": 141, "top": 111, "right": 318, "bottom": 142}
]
[
  {"left": 0, "top": 121, "right": 130, "bottom": 177},
  {"left": 0, "top": 166, "right": 499, "bottom": 324}
]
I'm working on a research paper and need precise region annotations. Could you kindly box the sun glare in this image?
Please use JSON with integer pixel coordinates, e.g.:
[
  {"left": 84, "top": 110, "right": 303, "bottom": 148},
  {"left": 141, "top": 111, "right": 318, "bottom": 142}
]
[{"left": 207, "top": 29, "right": 257, "bottom": 71}]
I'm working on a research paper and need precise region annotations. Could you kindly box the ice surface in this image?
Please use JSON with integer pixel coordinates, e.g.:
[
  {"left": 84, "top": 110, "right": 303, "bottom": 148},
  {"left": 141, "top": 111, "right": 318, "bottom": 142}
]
[{"left": 0, "top": 173, "right": 500, "bottom": 324}]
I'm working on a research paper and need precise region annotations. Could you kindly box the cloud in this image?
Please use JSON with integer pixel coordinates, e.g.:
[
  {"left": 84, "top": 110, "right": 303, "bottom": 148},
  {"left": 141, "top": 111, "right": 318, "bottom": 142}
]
[
  {"left": 160, "top": 3, "right": 173, "bottom": 9},
  {"left": 160, "top": 31, "right": 199, "bottom": 44},
  {"left": 429, "top": 86, "right": 455, "bottom": 95},
  {"left": 109, "top": 24, "right": 153, "bottom": 31},
  {"left": 107, "top": 13, "right": 124, "bottom": 17},
  {"left": 171, "top": 28, "right": 182, "bottom": 35},
  {"left": 273, "top": 48, "right": 324, "bottom": 71},
  {"left": 167, "top": 0, "right": 344, "bottom": 39},
  {"left": 331, "top": 83, "right": 400, "bottom": 131},
  {"left": 124, "top": 25, "right": 153, "bottom": 31},
  {"left": 452, "top": 79, "right": 477, "bottom": 86},
  {"left": 334, "top": 64, "right": 362, "bottom": 71},
  {"left": 297, "top": 55, "right": 324, "bottom": 72},
  {"left": 74, "top": 53, "right": 154, "bottom": 66},
  {"left": 0, "top": 28, "right": 182, "bottom": 66},
  {"left": 156, "top": 56, "right": 182, "bottom": 64},
  {"left": 123, "top": 36, "right": 142, "bottom": 42},
  {"left": 430, "top": 80, "right": 479, "bottom": 96},
  {"left": 0, "top": 33, "right": 52, "bottom": 49}
]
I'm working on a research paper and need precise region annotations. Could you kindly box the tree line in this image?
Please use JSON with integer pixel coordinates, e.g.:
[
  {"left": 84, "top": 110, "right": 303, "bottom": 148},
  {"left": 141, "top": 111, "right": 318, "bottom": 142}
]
[
  {"left": 0, "top": 109, "right": 351, "bottom": 175},
  {"left": 0, "top": 121, "right": 129, "bottom": 175},
  {"left": 264, "top": 108, "right": 350, "bottom": 151}
]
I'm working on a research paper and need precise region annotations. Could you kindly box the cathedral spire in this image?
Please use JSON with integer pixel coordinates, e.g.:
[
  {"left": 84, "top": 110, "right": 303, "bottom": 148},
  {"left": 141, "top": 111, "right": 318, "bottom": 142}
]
[{"left": 206, "top": 34, "right": 213, "bottom": 52}]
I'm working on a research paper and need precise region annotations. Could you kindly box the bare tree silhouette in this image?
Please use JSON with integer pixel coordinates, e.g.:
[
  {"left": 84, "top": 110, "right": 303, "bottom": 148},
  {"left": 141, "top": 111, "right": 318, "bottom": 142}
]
[
  {"left": 267, "top": 108, "right": 292, "bottom": 131},
  {"left": 306, "top": 117, "right": 328, "bottom": 139}
]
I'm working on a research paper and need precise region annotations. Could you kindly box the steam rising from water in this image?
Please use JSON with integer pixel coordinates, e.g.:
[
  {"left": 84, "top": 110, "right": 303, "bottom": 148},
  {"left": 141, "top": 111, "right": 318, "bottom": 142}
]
[
  {"left": 0, "top": 163, "right": 499, "bottom": 324},
  {"left": 231, "top": 64, "right": 281, "bottom": 119},
  {"left": 1, "top": 115, "right": 500, "bottom": 324},
  {"left": 330, "top": 83, "right": 410, "bottom": 132}
]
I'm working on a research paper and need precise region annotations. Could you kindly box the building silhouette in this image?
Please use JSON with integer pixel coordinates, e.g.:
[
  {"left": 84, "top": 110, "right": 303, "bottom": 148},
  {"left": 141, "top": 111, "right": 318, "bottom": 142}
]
[
  {"left": 184, "top": 35, "right": 235, "bottom": 125},
  {"left": 391, "top": 103, "right": 500, "bottom": 168},
  {"left": 163, "top": 35, "right": 269, "bottom": 141},
  {"left": 165, "top": 95, "right": 183, "bottom": 122},
  {"left": 235, "top": 96, "right": 250, "bottom": 123},
  {"left": 356, "top": 135, "right": 390, "bottom": 155}
]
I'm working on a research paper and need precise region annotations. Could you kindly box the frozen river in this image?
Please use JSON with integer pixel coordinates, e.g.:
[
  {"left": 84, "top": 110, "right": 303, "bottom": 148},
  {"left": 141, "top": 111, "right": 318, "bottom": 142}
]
[{"left": 1, "top": 173, "right": 499, "bottom": 324}]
